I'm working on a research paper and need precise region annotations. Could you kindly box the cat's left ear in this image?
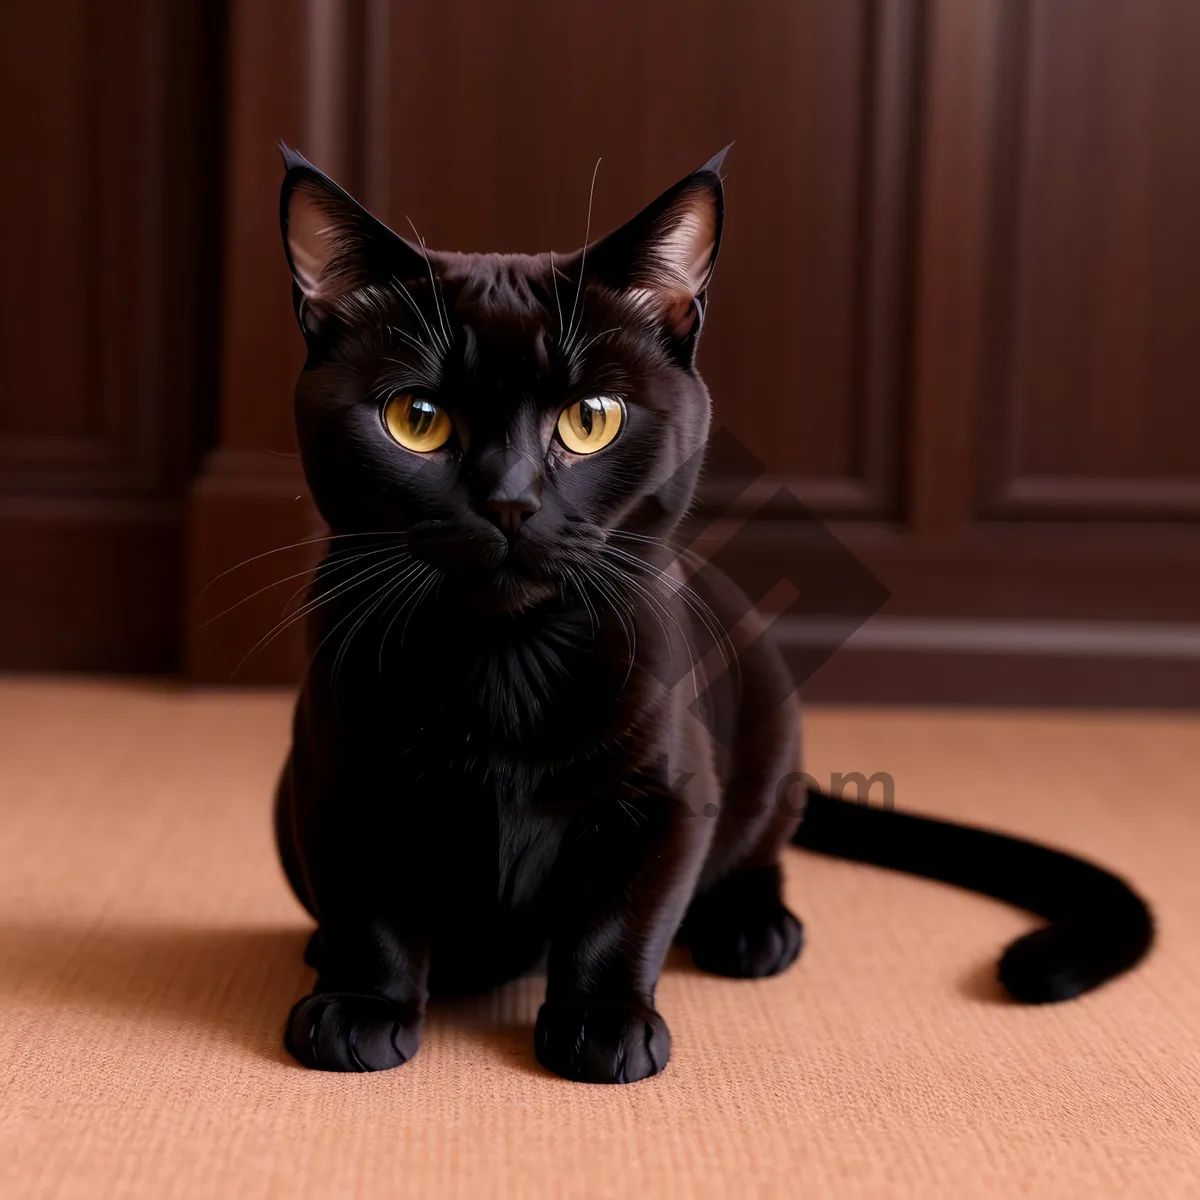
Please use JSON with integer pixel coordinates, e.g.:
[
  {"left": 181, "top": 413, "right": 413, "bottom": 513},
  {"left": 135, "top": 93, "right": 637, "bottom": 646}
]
[{"left": 582, "top": 147, "right": 728, "bottom": 360}]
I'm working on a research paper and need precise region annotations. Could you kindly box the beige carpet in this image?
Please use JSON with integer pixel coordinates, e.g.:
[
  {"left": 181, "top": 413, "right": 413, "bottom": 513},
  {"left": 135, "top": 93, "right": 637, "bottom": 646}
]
[{"left": 0, "top": 679, "right": 1197, "bottom": 1199}]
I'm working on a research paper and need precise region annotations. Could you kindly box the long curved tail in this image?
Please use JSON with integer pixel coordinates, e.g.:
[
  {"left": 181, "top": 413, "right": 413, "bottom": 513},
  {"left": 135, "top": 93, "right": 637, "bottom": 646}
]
[{"left": 793, "top": 791, "right": 1154, "bottom": 1002}]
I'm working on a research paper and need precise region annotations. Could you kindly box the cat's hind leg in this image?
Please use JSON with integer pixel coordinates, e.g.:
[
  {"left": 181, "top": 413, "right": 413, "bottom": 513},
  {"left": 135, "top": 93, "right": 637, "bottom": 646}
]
[
  {"left": 678, "top": 564, "right": 806, "bottom": 978},
  {"left": 678, "top": 860, "right": 804, "bottom": 978},
  {"left": 678, "top": 704, "right": 805, "bottom": 979}
]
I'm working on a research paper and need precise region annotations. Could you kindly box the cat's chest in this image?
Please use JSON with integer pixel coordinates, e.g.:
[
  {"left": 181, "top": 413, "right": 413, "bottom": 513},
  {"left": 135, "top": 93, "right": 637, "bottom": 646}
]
[
  {"left": 385, "top": 617, "right": 629, "bottom": 760},
  {"left": 374, "top": 741, "right": 573, "bottom": 922},
  {"left": 348, "top": 609, "right": 633, "bottom": 875},
  {"left": 371, "top": 658, "right": 616, "bottom": 901}
]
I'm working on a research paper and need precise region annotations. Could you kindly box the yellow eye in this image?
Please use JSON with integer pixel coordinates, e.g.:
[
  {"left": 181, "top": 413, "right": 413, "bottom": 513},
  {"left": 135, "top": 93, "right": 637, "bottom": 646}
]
[
  {"left": 557, "top": 396, "right": 624, "bottom": 455},
  {"left": 383, "top": 393, "right": 453, "bottom": 453}
]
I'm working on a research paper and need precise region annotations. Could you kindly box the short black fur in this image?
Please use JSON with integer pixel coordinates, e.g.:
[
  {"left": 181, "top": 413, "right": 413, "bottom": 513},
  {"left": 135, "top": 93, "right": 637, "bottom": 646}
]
[{"left": 273, "top": 148, "right": 1153, "bottom": 1083}]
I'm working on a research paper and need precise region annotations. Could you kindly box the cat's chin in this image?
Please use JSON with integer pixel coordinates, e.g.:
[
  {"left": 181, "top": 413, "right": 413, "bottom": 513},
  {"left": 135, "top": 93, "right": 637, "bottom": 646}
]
[{"left": 449, "top": 569, "right": 558, "bottom": 614}]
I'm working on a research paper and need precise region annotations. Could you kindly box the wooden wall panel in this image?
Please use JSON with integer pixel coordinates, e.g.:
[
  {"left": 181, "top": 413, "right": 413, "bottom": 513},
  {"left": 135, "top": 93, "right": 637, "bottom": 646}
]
[
  {"left": 868, "top": 0, "right": 1200, "bottom": 631},
  {"left": 2, "top": 1, "right": 168, "bottom": 495},
  {"left": 0, "top": 0, "right": 223, "bottom": 671},
  {"left": 976, "top": 0, "right": 1200, "bottom": 521},
  {"left": 184, "top": 0, "right": 316, "bottom": 683}
]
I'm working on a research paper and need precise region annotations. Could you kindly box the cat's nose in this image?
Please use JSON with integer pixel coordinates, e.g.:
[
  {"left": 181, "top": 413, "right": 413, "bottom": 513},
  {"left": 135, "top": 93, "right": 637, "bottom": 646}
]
[
  {"left": 487, "top": 495, "right": 539, "bottom": 538},
  {"left": 482, "top": 452, "right": 542, "bottom": 538}
]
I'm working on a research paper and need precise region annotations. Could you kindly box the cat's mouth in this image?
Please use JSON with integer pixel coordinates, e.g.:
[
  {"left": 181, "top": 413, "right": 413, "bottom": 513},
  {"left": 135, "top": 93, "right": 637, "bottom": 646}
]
[{"left": 403, "top": 518, "right": 560, "bottom": 612}]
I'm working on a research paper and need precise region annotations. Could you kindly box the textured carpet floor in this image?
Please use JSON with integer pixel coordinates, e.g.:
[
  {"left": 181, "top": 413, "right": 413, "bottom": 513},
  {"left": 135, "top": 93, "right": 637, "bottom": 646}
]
[{"left": 0, "top": 679, "right": 1197, "bottom": 1199}]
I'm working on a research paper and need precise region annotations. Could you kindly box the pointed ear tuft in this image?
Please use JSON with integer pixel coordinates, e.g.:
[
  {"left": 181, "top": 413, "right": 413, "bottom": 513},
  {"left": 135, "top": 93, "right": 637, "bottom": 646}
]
[
  {"left": 279, "top": 142, "right": 316, "bottom": 174},
  {"left": 699, "top": 143, "right": 733, "bottom": 179},
  {"left": 583, "top": 151, "right": 728, "bottom": 353}
]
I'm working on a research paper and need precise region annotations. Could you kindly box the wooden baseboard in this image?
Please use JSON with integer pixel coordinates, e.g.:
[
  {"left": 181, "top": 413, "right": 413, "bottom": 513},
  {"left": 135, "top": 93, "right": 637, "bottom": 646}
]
[{"left": 793, "top": 618, "right": 1200, "bottom": 706}]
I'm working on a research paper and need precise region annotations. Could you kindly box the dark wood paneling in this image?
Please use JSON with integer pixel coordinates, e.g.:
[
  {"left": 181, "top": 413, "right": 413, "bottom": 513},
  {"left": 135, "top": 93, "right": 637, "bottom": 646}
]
[
  {"left": 708, "top": 0, "right": 1200, "bottom": 699},
  {"left": 210, "top": 0, "right": 308, "bottom": 455},
  {"left": 977, "top": 0, "right": 1200, "bottom": 521},
  {"left": 2, "top": 1, "right": 169, "bottom": 495},
  {"left": 1, "top": 0, "right": 224, "bottom": 671},
  {"left": 186, "top": 0, "right": 1200, "bottom": 703},
  {"left": 886, "top": 0, "right": 1200, "bottom": 628},
  {"left": 184, "top": 0, "right": 312, "bottom": 682}
]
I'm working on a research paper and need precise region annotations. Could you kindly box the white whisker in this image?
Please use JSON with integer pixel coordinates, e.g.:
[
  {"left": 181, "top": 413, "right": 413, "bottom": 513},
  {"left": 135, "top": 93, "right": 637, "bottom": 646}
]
[
  {"left": 231, "top": 550, "right": 412, "bottom": 680},
  {"left": 405, "top": 219, "right": 453, "bottom": 353},
  {"left": 377, "top": 562, "right": 439, "bottom": 672},
  {"left": 201, "top": 547, "right": 396, "bottom": 629},
  {"left": 193, "top": 531, "right": 402, "bottom": 601},
  {"left": 388, "top": 273, "right": 441, "bottom": 353},
  {"left": 564, "top": 158, "right": 602, "bottom": 354}
]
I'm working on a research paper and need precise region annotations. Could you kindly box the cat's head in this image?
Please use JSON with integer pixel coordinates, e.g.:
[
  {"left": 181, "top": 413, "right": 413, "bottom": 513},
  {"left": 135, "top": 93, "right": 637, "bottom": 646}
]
[{"left": 279, "top": 148, "right": 726, "bottom": 613}]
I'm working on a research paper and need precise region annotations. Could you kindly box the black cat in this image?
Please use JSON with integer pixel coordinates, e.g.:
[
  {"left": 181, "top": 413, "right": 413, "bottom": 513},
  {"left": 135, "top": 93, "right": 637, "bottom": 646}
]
[{"left": 273, "top": 148, "right": 1152, "bottom": 1083}]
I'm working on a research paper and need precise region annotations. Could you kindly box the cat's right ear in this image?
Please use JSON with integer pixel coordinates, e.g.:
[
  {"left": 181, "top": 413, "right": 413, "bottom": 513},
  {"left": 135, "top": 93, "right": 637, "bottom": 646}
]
[{"left": 279, "top": 145, "right": 426, "bottom": 337}]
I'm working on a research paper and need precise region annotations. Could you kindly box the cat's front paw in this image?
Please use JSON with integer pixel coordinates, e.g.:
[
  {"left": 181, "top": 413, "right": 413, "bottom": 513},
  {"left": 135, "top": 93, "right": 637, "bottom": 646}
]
[
  {"left": 285, "top": 991, "right": 422, "bottom": 1072},
  {"left": 534, "top": 1000, "right": 670, "bottom": 1084}
]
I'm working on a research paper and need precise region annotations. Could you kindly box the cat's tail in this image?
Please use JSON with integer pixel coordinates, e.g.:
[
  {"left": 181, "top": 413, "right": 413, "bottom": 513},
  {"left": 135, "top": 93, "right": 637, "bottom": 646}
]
[{"left": 792, "top": 790, "right": 1154, "bottom": 1002}]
